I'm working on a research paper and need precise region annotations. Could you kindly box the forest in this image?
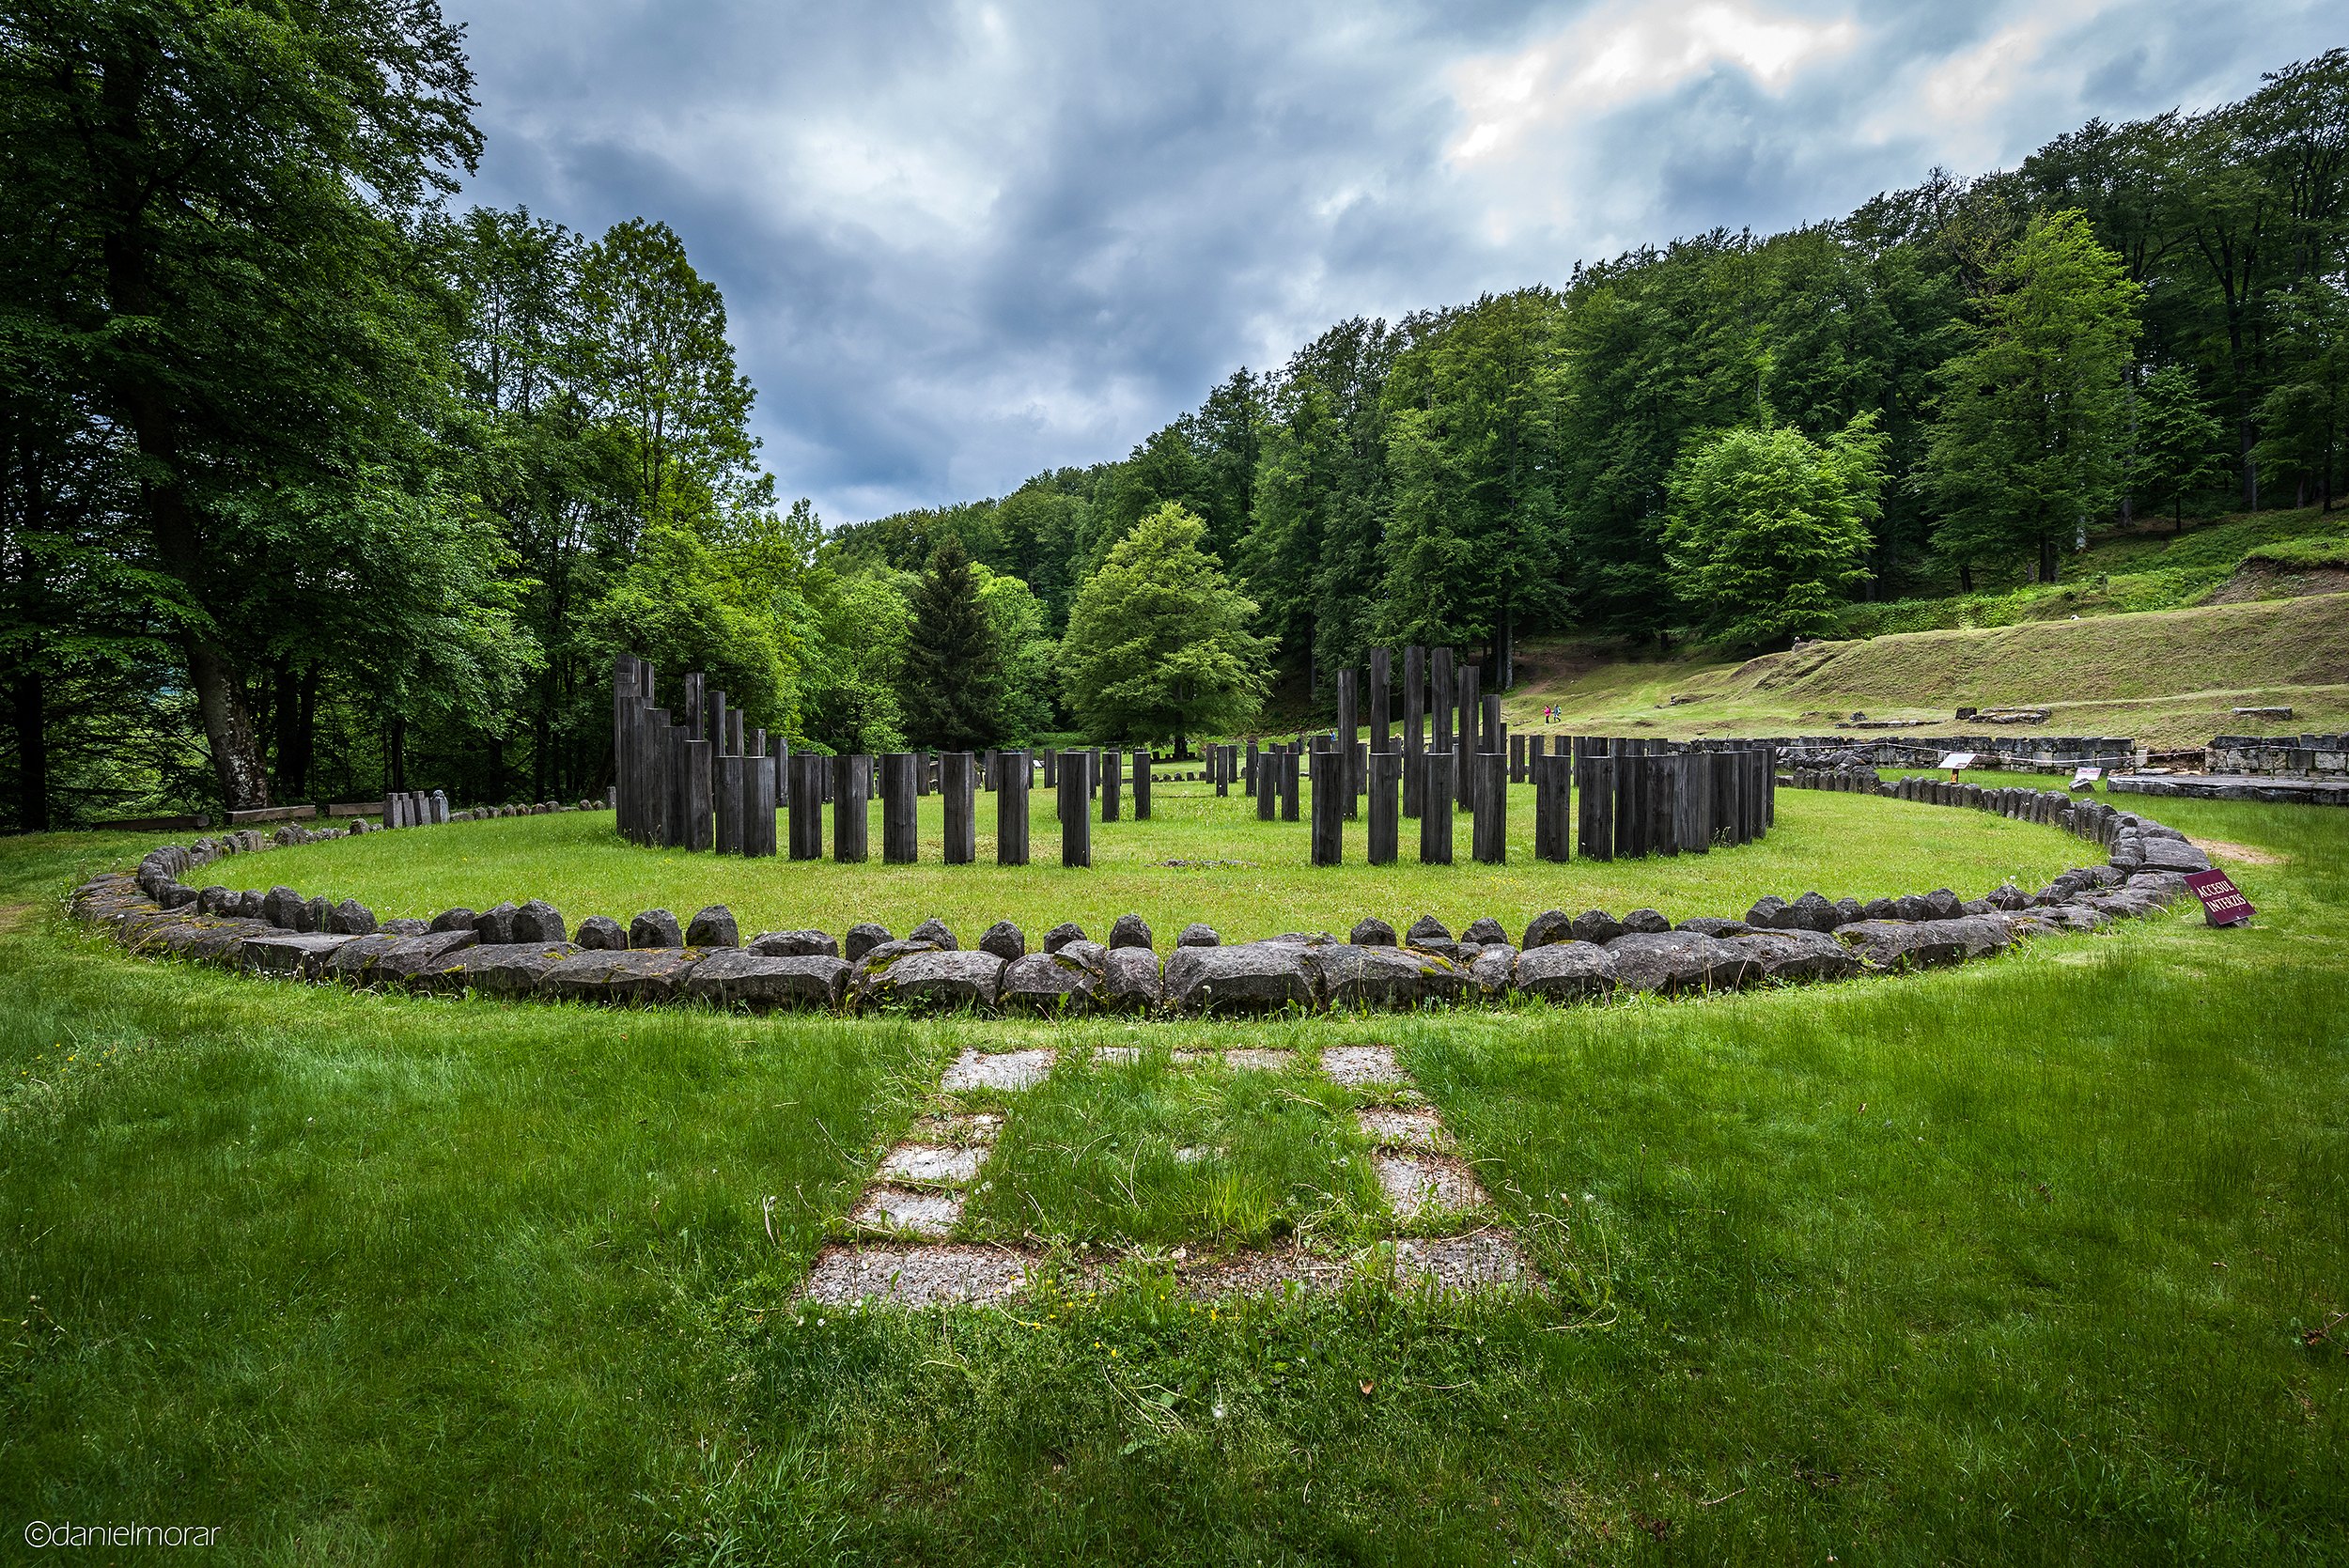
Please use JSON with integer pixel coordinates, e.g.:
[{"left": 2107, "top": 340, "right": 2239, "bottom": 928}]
[{"left": 3, "top": 1, "right": 2345, "bottom": 829}]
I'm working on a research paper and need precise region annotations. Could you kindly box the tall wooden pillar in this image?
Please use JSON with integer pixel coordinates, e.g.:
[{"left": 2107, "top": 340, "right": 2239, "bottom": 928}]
[
  {"left": 747, "top": 751, "right": 777, "bottom": 857},
  {"left": 1281, "top": 749, "right": 1300, "bottom": 821},
  {"left": 1578, "top": 751, "right": 1614, "bottom": 862},
  {"left": 1132, "top": 750, "right": 1151, "bottom": 819},
  {"left": 1103, "top": 747, "right": 1122, "bottom": 821},
  {"left": 1471, "top": 751, "right": 1506, "bottom": 863},
  {"left": 942, "top": 752, "right": 975, "bottom": 863},
  {"left": 1420, "top": 752, "right": 1455, "bottom": 864},
  {"left": 788, "top": 753, "right": 819, "bottom": 860},
  {"left": 995, "top": 750, "right": 1029, "bottom": 865},
  {"left": 1310, "top": 738, "right": 1344, "bottom": 865},
  {"left": 833, "top": 754, "right": 870, "bottom": 862},
  {"left": 1457, "top": 664, "right": 1480, "bottom": 808},
  {"left": 714, "top": 753, "right": 745, "bottom": 855},
  {"left": 1370, "top": 647, "right": 1392, "bottom": 755},
  {"left": 1402, "top": 644, "right": 1425, "bottom": 819},
  {"left": 881, "top": 753, "right": 918, "bottom": 862},
  {"left": 1337, "top": 668, "right": 1359, "bottom": 804},
  {"left": 1367, "top": 748, "right": 1400, "bottom": 865},
  {"left": 1510, "top": 732, "right": 1526, "bottom": 784},
  {"left": 1645, "top": 751, "right": 1678, "bottom": 858}
]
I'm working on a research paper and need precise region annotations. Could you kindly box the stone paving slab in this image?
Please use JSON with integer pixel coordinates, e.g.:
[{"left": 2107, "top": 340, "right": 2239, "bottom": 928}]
[
  {"left": 848, "top": 1186, "right": 964, "bottom": 1236},
  {"left": 799, "top": 1245, "right": 1037, "bottom": 1306},
  {"left": 877, "top": 1143, "right": 988, "bottom": 1184},
  {"left": 1374, "top": 1153, "right": 1487, "bottom": 1219},
  {"left": 1320, "top": 1044, "right": 1405, "bottom": 1087},
  {"left": 941, "top": 1048, "right": 1057, "bottom": 1092},
  {"left": 1356, "top": 1108, "right": 1449, "bottom": 1151}
]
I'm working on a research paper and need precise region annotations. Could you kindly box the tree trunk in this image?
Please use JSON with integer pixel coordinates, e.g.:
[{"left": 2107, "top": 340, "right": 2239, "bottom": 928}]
[
  {"left": 11, "top": 671, "right": 47, "bottom": 832},
  {"left": 1958, "top": 562, "right": 1973, "bottom": 593}
]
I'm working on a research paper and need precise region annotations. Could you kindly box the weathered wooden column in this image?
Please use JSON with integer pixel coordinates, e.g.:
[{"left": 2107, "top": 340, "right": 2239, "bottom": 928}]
[
  {"left": 786, "top": 754, "right": 812, "bottom": 859},
  {"left": 667, "top": 715, "right": 694, "bottom": 848},
  {"left": 1483, "top": 695, "right": 1502, "bottom": 765},
  {"left": 1510, "top": 732, "right": 1525, "bottom": 784},
  {"left": 1431, "top": 646, "right": 1455, "bottom": 762},
  {"left": 1370, "top": 647, "right": 1392, "bottom": 756},
  {"left": 1615, "top": 752, "right": 1649, "bottom": 859},
  {"left": 1057, "top": 755, "right": 1091, "bottom": 867},
  {"left": 881, "top": 753, "right": 918, "bottom": 862},
  {"left": 1578, "top": 747, "right": 1614, "bottom": 862},
  {"left": 1256, "top": 746, "right": 1277, "bottom": 821},
  {"left": 1420, "top": 751, "right": 1455, "bottom": 864},
  {"left": 996, "top": 750, "right": 1029, "bottom": 865},
  {"left": 1132, "top": 750, "right": 1151, "bottom": 819},
  {"left": 1677, "top": 750, "right": 1710, "bottom": 855},
  {"left": 1042, "top": 747, "right": 1058, "bottom": 789},
  {"left": 1471, "top": 751, "right": 1506, "bottom": 863},
  {"left": 833, "top": 754, "right": 870, "bottom": 862},
  {"left": 1456, "top": 664, "right": 1480, "bottom": 809},
  {"left": 1310, "top": 738, "right": 1343, "bottom": 865},
  {"left": 1337, "top": 668, "right": 1359, "bottom": 806},
  {"left": 1281, "top": 749, "right": 1300, "bottom": 821},
  {"left": 941, "top": 753, "right": 975, "bottom": 862},
  {"left": 1645, "top": 751, "right": 1678, "bottom": 858},
  {"left": 748, "top": 747, "right": 778, "bottom": 857},
  {"left": 1103, "top": 747, "right": 1122, "bottom": 821},
  {"left": 1367, "top": 748, "right": 1400, "bottom": 865},
  {"left": 1244, "top": 737, "right": 1258, "bottom": 797},
  {"left": 1402, "top": 644, "right": 1425, "bottom": 818},
  {"left": 715, "top": 751, "right": 746, "bottom": 855},
  {"left": 614, "top": 654, "right": 637, "bottom": 841}
]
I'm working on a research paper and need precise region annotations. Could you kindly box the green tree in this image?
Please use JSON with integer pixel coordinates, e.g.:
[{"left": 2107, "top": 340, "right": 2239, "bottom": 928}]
[
  {"left": 579, "top": 219, "right": 759, "bottom": 524},
  {"left": 801, "top": 571, "right": 910, "bottom": 755},
  {"left": 1664, "top": 415, "right": 1886, "bottom": 646},
  {"left": 973, "top": 565, "right": 1060, "bottom": 740},
  {"left": 1, "top": 0, "right": 482, "bottom": 808},
  {"left": 2131, "top": 365, "right": 2231, "bottom": 529},
  {"left": 1060, "top": 505, "right": 1269, "bottom": 753},
  {"left": 2254, "top": 279, "right": 2349, "bottom": 512},
  {"left": 896, "top": 537, "right": 1003, "bottom": 753},
  {"left": 1921, "top": 210, "right": 2143, "bottom": 583}
]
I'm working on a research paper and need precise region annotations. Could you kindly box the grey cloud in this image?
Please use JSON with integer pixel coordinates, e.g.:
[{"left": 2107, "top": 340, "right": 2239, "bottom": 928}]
[{"left": 451, "top": 0, "right": 2344, "bottom": 523}]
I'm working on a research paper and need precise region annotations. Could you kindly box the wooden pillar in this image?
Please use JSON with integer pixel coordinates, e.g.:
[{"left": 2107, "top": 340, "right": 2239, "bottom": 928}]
[
  {"left": 881, "top": 753, "right": 918, "bottom": 862},
  {"left": 1102, "top": 747, "right": 1121, "bottom": 821},
  {"left": 1281, "top": 750, "right": 1300, "bottom": 821},
  {"left": 1244, "top": 737, "right": 1257, "bottom": 797},
  {"left": 1132, "top": 750, "right": 1151, "bottom": 819},
  {"left": 1059, "top": 758, "right": 1090, "bottom": 867},
  {"left": 1337, "top": 668, "right": 1359, "bottom": 805},
  {"left": 1646, "top": 752, "right": 1678, "bottom": 858},
  {"left": 1510, "top": 732, "right": 1526, "bottom": 784},
  {"left": 1370, "top": 647, "right": 1392, "bottom": 755},
  {"left": 1532, "top": 753, "right": 1564, "bottom": 861},
  {"left": 1457, "top": 664, "right": 1480, "bottom": 808},
  {"left": 833, "top": 754, "right": 870, "bottom": 862},
  {"left": 787, "top": 753, "right": 818, "bottom": 860},
  {"left": 1042, "top": 747, "right": 1058, "bottom": 788},
  {"left": 748, "top": 751, "right": 777, "bottom": 857},
  {"left": 1578, "top": 751, "right": 1614, "bottom": 862},
  {"left": 1679, "top": 751, "right": 1711, "bottom": 855},
  {"left": 1367, "top": 747, "right": 1400, "bottom": 864},
  {"left": 995, "top": 750, "right": 1029, "bottom": 865},
  {"left": 614, "top": 655, "right": 636, "bottom": 841},
  {"left": 1472, "top": 751, "right": 1506, "bottom": 863},
  {"left": 1420, "top": 751, "right": 1455, "bottom": 864},
  {"left": 1402, "top": 644, "right": 1425, "bottom": 819},
  {"left": 667, "top": 719, "right": 693, "bottom": 848},
  {"left": 714, "top": 753, "right": 745, "bottom": 855},
  {"left": 1256, "top": 747, "right": 1277, "bottom": 821},
  {"left": 684, "top": 673, "right": 705, "bottom": 741},
  {"left": 942, "top": 753, "right": 975, "bottom": 863},
  {"left": 1310, "top": 738, "right": 1344, "bottom": 865},
  {"left": 1431, "top": 646, "right": 1455, "bottom": 774}
]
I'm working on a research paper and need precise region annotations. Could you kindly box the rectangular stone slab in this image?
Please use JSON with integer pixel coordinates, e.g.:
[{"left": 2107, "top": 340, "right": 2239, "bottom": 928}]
[
  {"left": 411, "top": 942, "right": 583, "bottom": 996},
  {"left": 237, "top": 931, "right": 357, "bottom": 977},
  {"left": 539, "top": 948, "right": 709, "bottom": 1004},
  {"left": 679, "top": 950, "right": 849, "bottom": 1010}
]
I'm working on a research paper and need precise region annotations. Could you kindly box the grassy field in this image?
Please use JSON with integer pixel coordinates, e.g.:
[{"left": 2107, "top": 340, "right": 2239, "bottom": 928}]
[
  {"left": 228, "top": 778, "right": 2094, "bottom": 944},
  {"left": 2, "top": 790, "right": 2343, "bottom": 1563},
  {"left": 1497, "top": 593, "right": 2349, "bottom": 748}
]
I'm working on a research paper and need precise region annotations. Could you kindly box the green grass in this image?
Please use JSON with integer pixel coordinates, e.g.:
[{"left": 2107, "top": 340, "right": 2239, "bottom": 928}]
[
  {"left": 235, "top": 780, "right": 2088, "bottom": 945},
  {"left": 3, "top": 790, "right": 2344, "bottom": 1561}
]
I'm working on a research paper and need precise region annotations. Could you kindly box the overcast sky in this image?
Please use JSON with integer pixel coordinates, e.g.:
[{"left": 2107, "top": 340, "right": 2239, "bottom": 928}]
[{"left": 452, "top": 0, "right": 2340, "bottom": 526}]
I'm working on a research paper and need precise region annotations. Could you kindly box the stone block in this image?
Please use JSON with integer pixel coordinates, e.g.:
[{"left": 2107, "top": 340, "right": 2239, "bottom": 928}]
[
  {"left": 1569, "top": 908, "right": 1625, "bottom": 944},
  {"left": 1520, "top": 909, "right": 1574, "bottom": 950},
  {"left": 1108, "top": 913, "right": 1154, "bottom": 950},
  {"left": 908, "top": 916, "right": 958, "bottom": 950},
  {"left": 1604, "top": 931, "right": 1759, "bottom": 994},
  {"left": 410, "top": 941, "right": 581, "bottom": 996},
  {"left": 856, "top": 948, "right": 1004, "bottom": 1010},
  {"left": 1833, "top": 921, "right": 1969, "bottom": 970},
  {"left": 681, "top": 951, "right": 850, "bottom": 1010},
  {"left": 1511, "top": 940, "right": 1618, "bottom": 1001},
  {"left": 1177, "top": 923, "right": 1221, "bottom": 947},
  {"left": 976, "top": 920, "right": 1025, "bottom": 961},
  {"left": 1719, "top": 928, "right": 1859, "bottom": 982},
  {"left": 1620, "top": 908, "right": 1672, "bottom": 935},
  {"left": 1000, "top": 948, "right": 1104, "bottom": 1014},
  {"left": 630, "top": 908, "right": 683, "bottom": 948},
  {"left": 685, "top": 905, "right": 739, "bottom": 947},
  {"left": 1101, "top": 946, "right": 1163, "bottom": 1011},
  {"left": 1350, "top": 916, "right": 1399, "bottom": 947},
  {"left": 1305, "top": 943, "right": 1467, "bottom": 1010},
  {"left": 749, "top": 928, "right": 839, "bottom": 957},
  {"left": 540, "top": 948, "right": 708, "bottom": 1004},
  {"left": 513, "top": 899, "right": 568, "bottom": 943},
  {"left": 1165, "top": 940, "right": 1318, "bottom": 1015},
  {"left": 475, "top": 901, "right": 520, "bottom": 944},
  {"left": 238, "top": 931, "right": 355, "bottom": 977},
  {"left": 844, "top": 923, "right": 894, "bottom": 962}
]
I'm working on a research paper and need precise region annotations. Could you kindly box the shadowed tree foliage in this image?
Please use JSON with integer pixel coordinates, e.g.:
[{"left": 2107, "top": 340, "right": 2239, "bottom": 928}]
[{"left": 897, "top": 537, "right": 1003, "bottom": 753}]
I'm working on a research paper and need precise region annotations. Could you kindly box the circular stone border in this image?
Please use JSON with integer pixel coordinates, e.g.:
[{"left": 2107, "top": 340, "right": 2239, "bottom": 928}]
[{"left": 71, "top": 787, "right": 2206, "bottom": 1020}]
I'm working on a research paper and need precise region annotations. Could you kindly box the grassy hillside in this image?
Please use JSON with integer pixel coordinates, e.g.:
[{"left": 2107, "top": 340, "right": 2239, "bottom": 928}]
[{"left": 1503, "top": 594, "right": 2349, "bottom": 747}]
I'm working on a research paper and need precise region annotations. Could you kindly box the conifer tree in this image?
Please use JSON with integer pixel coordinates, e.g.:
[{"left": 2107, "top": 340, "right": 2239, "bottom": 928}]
[{"left": 897, "top": 537, "right": 1003, "bottom": 752}]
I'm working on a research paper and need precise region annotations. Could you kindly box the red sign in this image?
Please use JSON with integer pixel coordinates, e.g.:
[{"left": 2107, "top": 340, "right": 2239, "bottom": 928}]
[{"left": 2185, "top": 869, "right": 2255, "bottom": 927}]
